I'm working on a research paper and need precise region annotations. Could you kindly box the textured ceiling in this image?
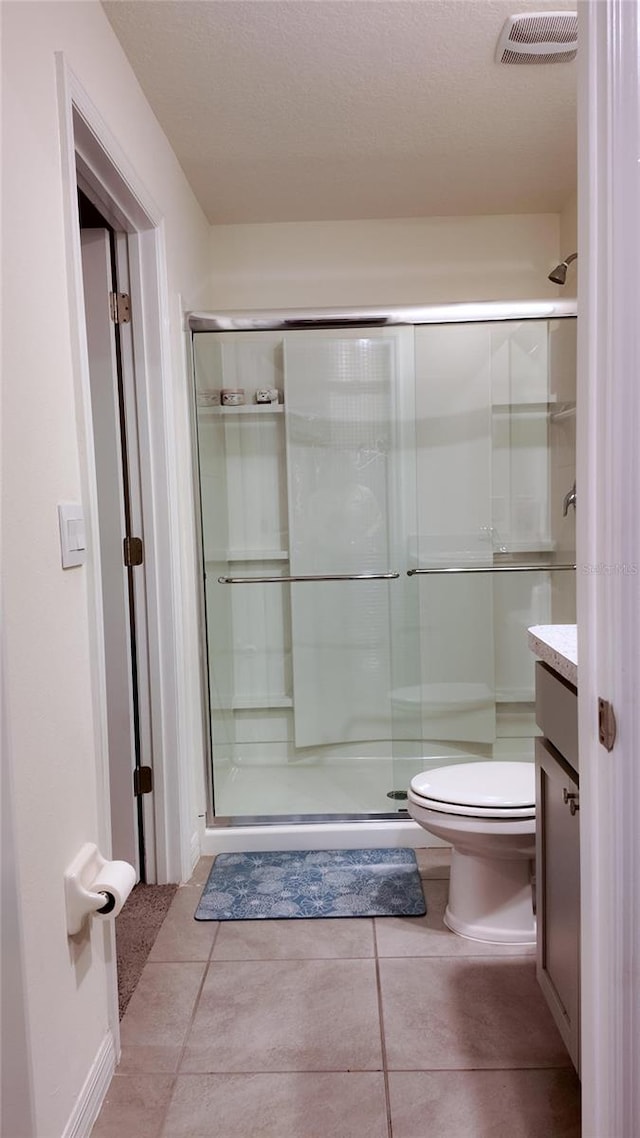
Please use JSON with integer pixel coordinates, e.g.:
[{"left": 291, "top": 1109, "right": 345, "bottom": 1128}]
[{"left": 102, "top": 0, "right": 577, "bottom": 224}]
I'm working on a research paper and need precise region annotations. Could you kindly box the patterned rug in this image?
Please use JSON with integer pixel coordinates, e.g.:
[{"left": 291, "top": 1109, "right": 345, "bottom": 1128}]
[{"left": 195, "top": 848, "right": 426, "bottom": 920}]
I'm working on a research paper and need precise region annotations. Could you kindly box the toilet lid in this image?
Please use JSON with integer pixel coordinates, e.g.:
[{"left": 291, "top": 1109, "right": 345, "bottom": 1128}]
[{"left": 409, "top": 762, "right": 535, "bottom": 816}]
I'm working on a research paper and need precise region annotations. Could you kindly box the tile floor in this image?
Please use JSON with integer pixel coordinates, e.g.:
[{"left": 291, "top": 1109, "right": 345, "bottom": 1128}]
[{"left": 92, "top": 850, "right": 581, "bottom": 1138}]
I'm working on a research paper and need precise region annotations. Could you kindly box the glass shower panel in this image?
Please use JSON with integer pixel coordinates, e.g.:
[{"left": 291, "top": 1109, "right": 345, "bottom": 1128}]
[
  {"left": 284, "top": 336, "right": 397, "bottom": 749},
  {"left": 193, "top": 331, "right": 291, "bottom": 816},
  {"left": 391, "top": 318, "right": 576, "bottom": 794},
  {"left": 193, "top": 326, "right": 417, "bottom": 819},
  {"left": 413, "top": 322, "right": 497, "bottom": 750}
]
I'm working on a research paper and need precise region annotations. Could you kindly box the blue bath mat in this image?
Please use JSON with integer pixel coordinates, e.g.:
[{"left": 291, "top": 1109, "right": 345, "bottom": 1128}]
[{"left": 195, "top": 848, "right": 426, "bottom": 920}]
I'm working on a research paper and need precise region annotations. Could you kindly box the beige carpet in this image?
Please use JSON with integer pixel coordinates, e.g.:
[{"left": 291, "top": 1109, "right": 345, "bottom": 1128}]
[{"left": 115, "top": 883, "right": 177, "bottom": 1018}]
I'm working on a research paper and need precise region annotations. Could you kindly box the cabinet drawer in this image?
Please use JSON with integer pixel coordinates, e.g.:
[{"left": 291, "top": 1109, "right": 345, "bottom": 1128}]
[{"left": 535, "top": 661, "right": 578, "bottom": 772}]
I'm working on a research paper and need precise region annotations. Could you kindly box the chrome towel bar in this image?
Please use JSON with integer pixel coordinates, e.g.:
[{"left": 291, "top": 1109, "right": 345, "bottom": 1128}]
[
  {"left": 217, "top": 565, "right": 576, "bottom": 583},
  {"left": 217, "top": 571, "right": 401, "bottom": 584}
]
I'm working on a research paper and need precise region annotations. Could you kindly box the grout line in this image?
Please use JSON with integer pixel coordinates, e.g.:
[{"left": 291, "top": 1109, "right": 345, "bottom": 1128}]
[
  {"left": 120, "top": 956, "right": 212, "bottom": 1138},
  {"left": 156, "top": 958, "right": 214, "bottom": 1137},
  {"left": 372, "top": 919, "right": 394, "bottom": 1138},
  {"left": 208, "top": 919, "right": 222, "bottom": 962},
  {"left": 119, "top": 905, "right": 217, "bottom": 1138},
  {"left": 157, "top": 1078, "right": 177, "bottom": 1138},
  {"left": 375, "top": 953, "right": 536, "bottom": 961},
  {"left": 175, "top": 1066, "right": 386, "bottom": 1076},
  {"left": 171, "top": 1062, "right": 574, "bottom": 1076},
  {"left": 379, "top": 1064, "right": 577, "bottom": 1073},
  {"left": 208, "top": 953, "right": 376, "bottom": 961}
]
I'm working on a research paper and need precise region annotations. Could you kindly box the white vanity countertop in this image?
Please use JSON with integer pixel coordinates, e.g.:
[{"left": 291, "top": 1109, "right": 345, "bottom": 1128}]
[{"left": 528, "top": 624, "right": 578, "bottom": 687}]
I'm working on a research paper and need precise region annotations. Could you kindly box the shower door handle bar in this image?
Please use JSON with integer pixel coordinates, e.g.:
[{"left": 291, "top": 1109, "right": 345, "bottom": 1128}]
[
  {"left": 407, "top": 563, "right": 576, "bottom": 575},
  {"left": 217, "top": 571, "right": 401, "bottom": 584}
]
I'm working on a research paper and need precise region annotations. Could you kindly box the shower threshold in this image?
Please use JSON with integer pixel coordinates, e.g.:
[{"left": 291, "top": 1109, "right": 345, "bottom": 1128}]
[
  {"left": 201, "top": 812, "right": 435, "bottom": 856},
  {"left": 210, "top": 810, "right": 411, "bottom": 827}
]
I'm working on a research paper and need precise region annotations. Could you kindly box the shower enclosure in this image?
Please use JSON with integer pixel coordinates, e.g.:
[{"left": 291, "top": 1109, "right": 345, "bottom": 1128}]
[{"left": 189, "top": 301, "right": 577, "bottom": 828}]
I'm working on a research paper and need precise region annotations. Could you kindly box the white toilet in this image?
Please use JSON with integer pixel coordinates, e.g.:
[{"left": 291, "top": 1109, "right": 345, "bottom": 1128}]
[{"left": 407, "top": 761, "right": 536, "bottom": 945}]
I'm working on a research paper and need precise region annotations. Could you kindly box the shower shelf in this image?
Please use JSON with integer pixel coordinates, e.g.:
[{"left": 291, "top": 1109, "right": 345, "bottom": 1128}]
[
  {"left": 496, "top": 540, "right": 556, "bottom": 554},
  {"left": 227, "top": 695, "right": 293, "bottom": 710},
  {"left": 549, "top": 403, "right": 576, "bottom": 422},
  {"left": 492, "top": 401, "right": 562, "bottom": 415},
  {"left": 202, "top": 404, "right": 284, "bottom": 416}
]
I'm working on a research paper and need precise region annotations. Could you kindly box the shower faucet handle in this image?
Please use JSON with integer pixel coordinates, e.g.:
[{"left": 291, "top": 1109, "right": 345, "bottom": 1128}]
[{"left": 562, "top": 481, "right": 577, "bottom": 516}]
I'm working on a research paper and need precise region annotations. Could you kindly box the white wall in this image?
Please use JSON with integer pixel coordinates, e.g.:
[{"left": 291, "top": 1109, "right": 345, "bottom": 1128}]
[
  {"left": 1, "top": 2, "right": 210, "bottom": 1135},
  {"left": 208, "top": 213, "right": 562, "bottom": 310},
  {"left": 560, "top": 190, "right": 578, "bottom": 274}
]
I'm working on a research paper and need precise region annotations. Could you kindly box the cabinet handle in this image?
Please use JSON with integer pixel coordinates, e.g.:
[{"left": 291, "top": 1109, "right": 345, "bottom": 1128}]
[{"left": 563, "top": 788, "right": 580, "bottom": 815}]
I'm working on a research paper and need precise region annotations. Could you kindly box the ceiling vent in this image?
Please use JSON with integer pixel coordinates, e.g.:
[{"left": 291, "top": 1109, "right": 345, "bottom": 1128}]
[{"left": 496, "top": 12, "right": 577, "bottom": 64}]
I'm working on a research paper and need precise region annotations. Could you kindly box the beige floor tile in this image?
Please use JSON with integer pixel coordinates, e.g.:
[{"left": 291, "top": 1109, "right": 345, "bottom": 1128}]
[
  {"left": 90, "top": 1074, "right": 174, "bottom": 1138},
  {"left": 117, "top": 1045, "right": 183, "bottom": 1076},
  {"left": 375, "top": 880, "right": 535, "bottom": 958},
  {"left": 388, "top": 1069, "right": 581, "bottom": 1138},
  {"left": 186, "top": 857, "right": 214, "bottom": 887},
  {"left": 118, "top": 963, "right": 206, "bottom": 1072},
  {"left": 211, "top": 916, "right": 374, "bottom": 960},
  {"left": 181, "top": 958, "right": 382, "bottom": 1072},
  {"left": 415, "top": 847, "right": 451, "bottom": 879},
  {"left": 148, "top": 886, "right": 218, "bottom": 962},
  {"left": 380, "top": 957, "right": 570, "bottom": 1070},
  {"left": 162, "top": 1072, "right": 388, "bottom": 1138}
]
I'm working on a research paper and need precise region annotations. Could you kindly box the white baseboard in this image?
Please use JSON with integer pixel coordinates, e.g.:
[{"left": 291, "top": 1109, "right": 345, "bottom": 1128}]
[
  {"left": 62, "top": 1031, "right": 116, "bottom": 1138},
  {"left": 190, "top": 829, "right": 201, "bottom": 877}
]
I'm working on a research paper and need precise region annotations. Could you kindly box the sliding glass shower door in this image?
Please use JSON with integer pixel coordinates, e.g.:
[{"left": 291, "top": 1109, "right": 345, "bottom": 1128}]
[
  {"left": 389, "top": 316, "right": 577, "bottom": 795},
  {"left": 191, "top": 309, "right": 576, "bottom": 823},
  {"left": 192, "top": 325, "right": 418, "bottom": 819}
]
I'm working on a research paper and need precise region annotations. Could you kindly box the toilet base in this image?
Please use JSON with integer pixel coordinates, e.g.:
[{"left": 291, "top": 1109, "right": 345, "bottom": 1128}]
[{"left": 445, "top": 848, "right": 536, "bottom": 945}]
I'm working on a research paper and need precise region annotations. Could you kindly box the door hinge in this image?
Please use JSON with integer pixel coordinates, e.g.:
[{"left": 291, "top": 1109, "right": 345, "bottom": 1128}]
[
  {"left": 109, "top": 291, "right": 131, "bottom": 325},
  {"left": 123, "top": 535, "right": 144, "bottom": 567},
  {"left": 562, "top": 787, "right": 580, "bottom": 815},
  {"left": 598, "top": 697, "right": 617, "bottom": 752},
  {"left": 133, "top": 766, "right": 153, "bottom": 796}
]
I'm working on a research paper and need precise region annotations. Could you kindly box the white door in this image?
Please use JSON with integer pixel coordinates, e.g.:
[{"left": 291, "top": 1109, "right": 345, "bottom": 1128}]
[
  {"left": 81, "top": 229, "right": 139, "bottom": 872},
  {"left": 579, "top": 1, "right": 640, "bottom": 1133}
]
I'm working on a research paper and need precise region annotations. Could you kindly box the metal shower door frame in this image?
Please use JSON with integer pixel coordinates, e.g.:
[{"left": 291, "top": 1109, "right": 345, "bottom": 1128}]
[{"left": 188, "top": 299, "right": 578, "bottom": 828}]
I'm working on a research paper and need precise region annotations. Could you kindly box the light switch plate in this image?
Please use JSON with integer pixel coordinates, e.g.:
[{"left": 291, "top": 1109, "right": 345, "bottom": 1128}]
[{"left": 58, "top": 502, "right": 86, "bottom": 569}]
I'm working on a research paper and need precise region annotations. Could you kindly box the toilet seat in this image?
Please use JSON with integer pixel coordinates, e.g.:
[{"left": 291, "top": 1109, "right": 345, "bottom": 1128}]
[{"left": 409, "top": 761, "right": 535, "bottom": 819}]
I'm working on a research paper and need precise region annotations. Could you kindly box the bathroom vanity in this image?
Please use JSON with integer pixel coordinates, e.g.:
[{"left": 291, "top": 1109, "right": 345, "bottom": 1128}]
[{"left": 528, "top": 625, "right": 580, "bottom": 1074}]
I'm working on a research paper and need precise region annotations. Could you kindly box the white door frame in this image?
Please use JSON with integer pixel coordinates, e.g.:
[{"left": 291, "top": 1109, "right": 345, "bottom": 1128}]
[
  {"left": 578, "top": 1, "right": 640, "bottom": 1133},
  {"left": 55, "top": 55, "right": 195, "bottom": 899}
]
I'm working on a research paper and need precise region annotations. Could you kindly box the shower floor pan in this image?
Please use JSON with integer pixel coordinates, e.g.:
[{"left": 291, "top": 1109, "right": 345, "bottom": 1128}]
[{"left": 212, "top": 755, "right": 422, "bottom": 818}]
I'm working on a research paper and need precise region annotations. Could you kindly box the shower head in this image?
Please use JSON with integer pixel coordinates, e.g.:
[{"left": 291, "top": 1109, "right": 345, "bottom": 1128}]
[
  {"left": 548, "top": 252, "right": 577, "bottom": 285},
  {"left": 549, "top": 262, "right": 568, "bottom": 285}
]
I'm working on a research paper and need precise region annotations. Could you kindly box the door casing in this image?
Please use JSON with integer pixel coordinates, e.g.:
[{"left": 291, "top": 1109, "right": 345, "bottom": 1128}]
[{"left": 55, "top": 58, "right": 197, "bottom": 916}]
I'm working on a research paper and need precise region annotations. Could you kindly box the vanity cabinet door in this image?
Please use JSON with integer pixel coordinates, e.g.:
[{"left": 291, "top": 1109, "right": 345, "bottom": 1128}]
[{"left": 535, "top": 737, "right": 580, "bottom": 1073}]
